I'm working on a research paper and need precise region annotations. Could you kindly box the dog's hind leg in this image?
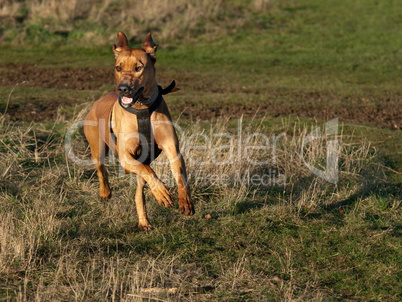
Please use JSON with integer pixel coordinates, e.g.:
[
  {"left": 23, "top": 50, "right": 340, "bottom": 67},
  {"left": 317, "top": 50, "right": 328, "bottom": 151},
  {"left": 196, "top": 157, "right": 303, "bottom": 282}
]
[
  {"left": 162, "top": 145, "right": 194, "bottom": 216},
  {"left": 95, "top": 162, "right": 111, "bottom": 202},
  {"left": 135, "top": 175, "right": 152, "bottom": 230},
  {"left": 84, "top": 114, "right": 112, "bottom": 202},
  {"left": 88, "top": 136, "right": 111, "bottom": 202}
]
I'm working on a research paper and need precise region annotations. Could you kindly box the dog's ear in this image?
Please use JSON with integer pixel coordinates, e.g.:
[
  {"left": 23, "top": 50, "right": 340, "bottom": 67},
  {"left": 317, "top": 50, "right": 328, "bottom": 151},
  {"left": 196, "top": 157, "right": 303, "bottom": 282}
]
[
  {"left": 116, "top": 31, "right": 128, "bottom": 48},
  {"left": 113, "top": 32, "right": 129, "bottom": 58},
  {"left": 142, "top": 33, "right": 158, "bottom": 61}
]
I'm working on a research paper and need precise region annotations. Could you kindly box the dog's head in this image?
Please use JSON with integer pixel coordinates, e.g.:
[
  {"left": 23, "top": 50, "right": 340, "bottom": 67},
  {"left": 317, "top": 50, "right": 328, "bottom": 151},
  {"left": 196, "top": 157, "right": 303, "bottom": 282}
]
[{"left": 113, "top": 32, "right": 158, "bottom": 106}]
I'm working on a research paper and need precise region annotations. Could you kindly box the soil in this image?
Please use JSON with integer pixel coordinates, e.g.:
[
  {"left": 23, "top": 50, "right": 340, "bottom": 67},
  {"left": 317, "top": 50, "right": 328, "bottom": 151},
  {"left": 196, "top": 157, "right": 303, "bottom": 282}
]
[
  {"left": 180, "top": 102, "right": 401, "bottom": 130},
  {"left": 1, "top": 64, "right": 401, "bottom": 130},
  {"left": 1, "top": 63, "right": 114, "bottom": 90}
]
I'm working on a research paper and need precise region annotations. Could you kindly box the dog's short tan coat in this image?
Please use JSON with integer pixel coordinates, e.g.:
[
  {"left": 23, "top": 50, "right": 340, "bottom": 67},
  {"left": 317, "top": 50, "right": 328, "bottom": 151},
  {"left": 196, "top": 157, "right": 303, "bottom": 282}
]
[{"left": 84, "top": 32, "right": 194, "bottom": 230}]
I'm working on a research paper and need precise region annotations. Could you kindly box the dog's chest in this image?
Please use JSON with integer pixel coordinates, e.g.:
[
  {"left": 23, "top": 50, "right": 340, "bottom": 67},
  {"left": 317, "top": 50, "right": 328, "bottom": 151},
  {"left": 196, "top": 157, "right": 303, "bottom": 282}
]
[{"left": 112, "top": 109, "right": 160, "bottom": 164}]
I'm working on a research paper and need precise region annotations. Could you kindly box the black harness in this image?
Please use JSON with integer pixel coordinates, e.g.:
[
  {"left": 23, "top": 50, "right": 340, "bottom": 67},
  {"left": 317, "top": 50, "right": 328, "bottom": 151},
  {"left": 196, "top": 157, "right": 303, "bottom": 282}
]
[{"left": 110, "top": 81, "right": 177, "bottom": 164}]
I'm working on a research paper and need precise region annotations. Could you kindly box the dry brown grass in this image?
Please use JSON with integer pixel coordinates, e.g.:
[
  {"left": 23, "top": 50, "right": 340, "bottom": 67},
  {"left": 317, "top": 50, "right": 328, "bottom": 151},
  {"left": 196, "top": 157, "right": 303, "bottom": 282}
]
[
  {"left": 0, "top": 0, "right": 275, "bottom": 43},
  {"left": 1, "top": 103, "right": 392, "bottom": 300}
]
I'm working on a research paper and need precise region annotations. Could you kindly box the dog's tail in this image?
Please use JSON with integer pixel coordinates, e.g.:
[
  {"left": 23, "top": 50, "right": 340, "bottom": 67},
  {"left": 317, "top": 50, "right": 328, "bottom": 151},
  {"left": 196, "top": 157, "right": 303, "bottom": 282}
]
[{"left": 158, "top": 80, "right": 179, "bottom": 95}]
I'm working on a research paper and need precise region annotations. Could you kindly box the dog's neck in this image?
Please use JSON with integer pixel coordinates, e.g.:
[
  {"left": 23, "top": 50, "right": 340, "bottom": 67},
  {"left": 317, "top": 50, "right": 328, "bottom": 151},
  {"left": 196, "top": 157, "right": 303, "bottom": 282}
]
[
  {"left": 132, "top": 82, "right": 159, "bottom": 108},
  {"left": 137, "top": 86, "right": 159, "bottom": 105}
]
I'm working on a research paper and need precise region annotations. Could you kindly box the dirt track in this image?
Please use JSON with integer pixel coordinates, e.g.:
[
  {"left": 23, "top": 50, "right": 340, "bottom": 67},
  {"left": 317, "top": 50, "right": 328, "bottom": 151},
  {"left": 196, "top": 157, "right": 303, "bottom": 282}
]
[
  {"left": 1, "top": 64, "right": 400, "bottom": 129},
  {"left": 1, "top": 64, "right": 113, "bottom": 90}
]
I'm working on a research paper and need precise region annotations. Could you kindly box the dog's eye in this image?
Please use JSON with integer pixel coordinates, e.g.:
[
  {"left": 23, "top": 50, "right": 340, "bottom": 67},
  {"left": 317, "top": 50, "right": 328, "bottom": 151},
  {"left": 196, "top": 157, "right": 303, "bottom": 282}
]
[
  {"left": 135, "top": 66, "right": 143, "bottom": 72},
  {"left": 115, "top": 66, "right": 122, "bottom": 72}
]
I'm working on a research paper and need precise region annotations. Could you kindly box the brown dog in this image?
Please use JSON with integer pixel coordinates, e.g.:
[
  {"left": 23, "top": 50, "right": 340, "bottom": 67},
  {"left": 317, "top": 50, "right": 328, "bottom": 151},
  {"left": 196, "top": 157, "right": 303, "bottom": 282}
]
[{"left": 84, "top": 32, "right": 194, "bottom": 230}]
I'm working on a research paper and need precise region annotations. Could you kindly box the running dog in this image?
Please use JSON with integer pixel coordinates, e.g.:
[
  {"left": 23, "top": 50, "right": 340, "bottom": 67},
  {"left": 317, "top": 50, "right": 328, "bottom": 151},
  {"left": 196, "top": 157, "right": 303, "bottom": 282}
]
[{"left": 84, "top": 32, "right": 194, "bottom": 230}]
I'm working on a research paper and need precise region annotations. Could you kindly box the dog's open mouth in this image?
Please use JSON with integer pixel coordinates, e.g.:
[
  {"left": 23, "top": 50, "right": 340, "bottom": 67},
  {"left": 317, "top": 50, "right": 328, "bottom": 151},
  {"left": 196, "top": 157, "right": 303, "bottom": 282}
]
[
  {"left": 121, "top": 96, "right": 133, "bottom": 106},
  {"left": 119, "top": 87, "right": 144, "bottom": 108}
]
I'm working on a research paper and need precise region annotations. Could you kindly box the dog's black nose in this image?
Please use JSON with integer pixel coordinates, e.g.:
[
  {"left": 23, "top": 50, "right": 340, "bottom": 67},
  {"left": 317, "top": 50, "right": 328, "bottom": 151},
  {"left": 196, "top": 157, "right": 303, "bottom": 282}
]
[{"left": 117, "top": 84, "right": 130, "bottom": 95}]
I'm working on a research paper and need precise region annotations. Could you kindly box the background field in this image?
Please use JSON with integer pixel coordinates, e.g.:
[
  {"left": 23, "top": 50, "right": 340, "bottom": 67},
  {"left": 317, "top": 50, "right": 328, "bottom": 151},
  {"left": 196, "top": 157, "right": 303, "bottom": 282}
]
[{"left": 0, "top": 0, "right": 401, "bottom": 301}]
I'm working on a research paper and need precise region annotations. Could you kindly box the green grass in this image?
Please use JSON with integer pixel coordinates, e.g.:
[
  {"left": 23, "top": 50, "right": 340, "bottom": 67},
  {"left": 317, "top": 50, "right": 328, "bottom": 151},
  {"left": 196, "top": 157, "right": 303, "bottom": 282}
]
[
  {"left": 0, "top": 0, "right": 401, "bottom": 300},
  {"left": 0, "top": 45, "right": 113, "bottom": 69}
]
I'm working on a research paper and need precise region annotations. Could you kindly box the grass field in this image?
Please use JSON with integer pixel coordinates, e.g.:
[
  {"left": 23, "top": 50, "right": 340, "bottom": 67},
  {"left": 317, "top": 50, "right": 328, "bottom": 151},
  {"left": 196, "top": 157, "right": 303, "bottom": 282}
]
[{"left": 0, "top": 0, "right": 401, "bottom": 301}]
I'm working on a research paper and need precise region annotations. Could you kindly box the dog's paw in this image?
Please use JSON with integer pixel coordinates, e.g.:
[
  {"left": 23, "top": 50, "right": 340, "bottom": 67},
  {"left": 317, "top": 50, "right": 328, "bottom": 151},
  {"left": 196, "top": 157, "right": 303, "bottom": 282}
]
[
  {"left": 178, "top": 194, "right": 195, "bottom": 216},
  {"left": 150, "top": 181, "right": 173, "bottom": 208},
  {"left": 99, "top": 187, "right": 112, "bottom": 201},
  {"left": 138, "top": 219, "right": 153, "bottom": 231}
]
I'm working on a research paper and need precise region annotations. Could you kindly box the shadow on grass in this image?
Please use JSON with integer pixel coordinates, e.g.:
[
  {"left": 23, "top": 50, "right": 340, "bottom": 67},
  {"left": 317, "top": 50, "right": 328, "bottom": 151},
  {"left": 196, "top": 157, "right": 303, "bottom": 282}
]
[
  {"left": 235, "top": 200, "right": 265, "bottom": 214},
  {"left": 326, "top": 181, "right": 401, "bottom": 212}
]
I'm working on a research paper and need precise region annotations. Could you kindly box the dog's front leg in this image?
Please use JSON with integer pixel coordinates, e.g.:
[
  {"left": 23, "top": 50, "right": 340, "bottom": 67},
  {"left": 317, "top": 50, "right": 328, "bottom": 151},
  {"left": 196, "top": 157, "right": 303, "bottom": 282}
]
[
  {"left": 120, "top": 152, "right": 173, "bottom": 208},
  {"left": 162, "top": 144, "right": 195, "bottom": 216}
]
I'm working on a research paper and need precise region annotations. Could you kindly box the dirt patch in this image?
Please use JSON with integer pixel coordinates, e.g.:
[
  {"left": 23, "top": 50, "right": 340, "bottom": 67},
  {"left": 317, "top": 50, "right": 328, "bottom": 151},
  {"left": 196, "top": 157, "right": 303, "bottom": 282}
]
[
  {"left": 1, "top": 64, "right": 400, "bottom": 129},
  {"left": 179, "top": 101, "right": 401, "bottom": 130},
  {"left": 1, "top": 63, "right": 114, "bottom": 90}
]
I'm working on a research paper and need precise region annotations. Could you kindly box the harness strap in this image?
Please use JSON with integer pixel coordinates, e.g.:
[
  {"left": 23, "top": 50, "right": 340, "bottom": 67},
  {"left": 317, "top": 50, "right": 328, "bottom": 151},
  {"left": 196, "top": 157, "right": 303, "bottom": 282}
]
[
  {"left": 111, "top": 80, "right": 177, "bottom": 163},
  {"left": 110, "top": 112, "right": 116, "bottom": 145}
]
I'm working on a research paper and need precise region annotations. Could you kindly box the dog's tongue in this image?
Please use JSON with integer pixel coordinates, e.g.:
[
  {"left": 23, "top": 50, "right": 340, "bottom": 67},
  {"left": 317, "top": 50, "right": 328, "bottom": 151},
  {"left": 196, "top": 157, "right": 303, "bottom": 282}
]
[{"left": 121, "top": 96, "right": 133, "bottom": 105}]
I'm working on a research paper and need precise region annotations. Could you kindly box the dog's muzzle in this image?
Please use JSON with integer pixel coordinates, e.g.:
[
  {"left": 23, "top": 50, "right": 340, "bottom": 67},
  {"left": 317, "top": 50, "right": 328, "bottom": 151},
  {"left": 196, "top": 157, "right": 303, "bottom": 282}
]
[{"left": 117, "top": 84, "right": 144, "bottom": 108}]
